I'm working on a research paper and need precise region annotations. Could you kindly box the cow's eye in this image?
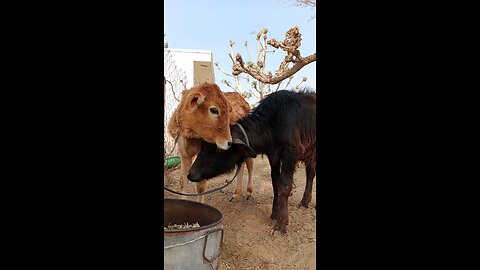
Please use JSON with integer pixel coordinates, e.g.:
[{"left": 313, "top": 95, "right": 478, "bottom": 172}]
[{"left": 209, "top": 107, "right": 219, "bottom": 115}]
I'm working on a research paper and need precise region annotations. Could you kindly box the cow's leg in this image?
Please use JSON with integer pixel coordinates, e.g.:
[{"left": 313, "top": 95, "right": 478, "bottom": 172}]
[
  {"left": 245, "top": 157, "right": 254, "bottom": 200},
  {"left": 274, "top": 170, "right": 294, "bottom": 234},
  {"left": 230, "top": 163, "right": 245, "bottom": 202},
  {"left": 273, "top": 150, "right": 298, "bottom": 235},
  {"left": 268, "top": 158, "right": 281, "bottom": 221},
  {"left": 178, "top": 137, "right": 201, "bottom": 201},
  {"left": 271, "top": 179, "right": 279, "bottom": 221},
  {"left": 179, "top": 155, "right": 193, "bottom": 200},
  {"left": 298, "top": 162, "right": 315, "bottom": 208},
  {"left": 196, "top": 180, "right": 208, "bottom": 203},
  {"left": 177, "top": 137, "right": 194, "bottom": 200}
]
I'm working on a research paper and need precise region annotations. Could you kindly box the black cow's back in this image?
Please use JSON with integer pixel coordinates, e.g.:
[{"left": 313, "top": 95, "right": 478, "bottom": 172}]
[{"left": 239, "top": 90, "right": 316, "bottom": 157}]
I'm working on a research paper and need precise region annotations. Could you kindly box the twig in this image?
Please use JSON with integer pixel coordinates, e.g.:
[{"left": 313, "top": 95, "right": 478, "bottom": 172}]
[
  {"left": 294, "top": 76, "right": 307, "bottom": 90},
  {"left": 234, "top": 76, "right": 244, "bottom": 93},
  {"left": 228, "top": 52, "right": 236, "bottom": 63},
  {"left": 222, "top": 80, "right": 239, "bottom": 92},
  {"left": 214, "top": 62, "right": 235, "bottom": 78},
  {"left": 284, "top": 76, "right": 294, "bottom": 90},
  {"left": 244, "top": 41, "right": 253, "bottom": 63},
  {"left": 248, "top": 87, "right": 260, "bottom": 100},
  {"left": 294, "top": 79, "right": 306, "bottom": 90},
  {"left": 275, "top": 81, "right": 283, "bottom": 92}
]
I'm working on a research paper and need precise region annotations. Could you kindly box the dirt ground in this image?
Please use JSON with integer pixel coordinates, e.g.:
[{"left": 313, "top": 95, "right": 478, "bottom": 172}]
[{"left": 164, "top": 155, "right": 316, "bottom": 270}]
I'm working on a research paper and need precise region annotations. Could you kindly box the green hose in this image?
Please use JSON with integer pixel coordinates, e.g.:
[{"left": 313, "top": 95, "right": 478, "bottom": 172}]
[{"left": 164, "top": 156, "right": 180, "bottom": 169}]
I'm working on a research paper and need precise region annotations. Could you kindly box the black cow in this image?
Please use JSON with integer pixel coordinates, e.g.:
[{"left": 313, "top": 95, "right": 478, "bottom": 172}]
[{"left": 188, "top": 89, "right": 316, "bottom": 234}]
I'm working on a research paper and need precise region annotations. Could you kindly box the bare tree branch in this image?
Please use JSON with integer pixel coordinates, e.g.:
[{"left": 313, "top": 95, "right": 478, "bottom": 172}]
[
  {"left": 233, "top": 52, "right": 315, "bottom": 84},
  {"left": 214, "top": 62, "right": 235, "bottom": 78},
  {"left": 219, "top": 26, "right": 313, "bottom": 102},
  {"left": 275, "top": 81, "right": 282, "bottom": 92},
  {"left": 283, "top": 76, "right": 295, "bottom": 89},
  {"left": 294, "top": 76, "right": 307, "bottom": 90},
  {"left": 261, "top": 31, "right": 268, "bottom": 74},
  {"left": 251, "top": 81, "right": 258, "bottom": 93},
  {"left": 249, "top": 87, "right": 260, "bottom": 100},
  {"left": 222, "top": 80, "right": 238, "bottom": 92},
  {"left": 232, "top": 26, "right": 316, "bottom": 85},
  {"left": 228, "top": 52, "right": 235, "bottom": 64},
  {"left": 234, "top": 76, "right": 244, "bottom": 93},
  {"left": 289, "top": 0, "right": 316, "bottom": 8},
  {"left": 244, "top": 41, "right": 254, "bottom": 63},
  {"left": 228, "top": 40, "right": 236, "bottom": 64},
  {"left": 240, "top": 75, "right": 251, "bottom": 81},
  {"left": 288, "top": 0, "right": 316, "bottom": 20}
]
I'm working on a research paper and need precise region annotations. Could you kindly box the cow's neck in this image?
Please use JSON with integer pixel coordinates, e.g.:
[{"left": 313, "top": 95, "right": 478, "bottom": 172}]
[
  {"left": 176, "top": 110, "right": 202, "bottom": 139},
  {"left": 234, "top": 115, "right": 270, "bottom": 154}
]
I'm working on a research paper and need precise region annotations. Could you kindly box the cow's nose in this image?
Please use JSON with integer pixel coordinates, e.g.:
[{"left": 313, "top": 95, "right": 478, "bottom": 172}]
[
  {"left": 216, "top": 140, "right": 230, "bottom": 150},
  {"left": 187, "top": 172, "right": 198, "bottom": 182},
  {"left": 227, "top": 141, "right": 232, "bottom": 147}
]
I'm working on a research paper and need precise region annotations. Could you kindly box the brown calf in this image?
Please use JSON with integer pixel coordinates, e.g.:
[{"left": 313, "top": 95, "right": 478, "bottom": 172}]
[{"left": 167, "top": 83, "right": 254, "bottom": 203}]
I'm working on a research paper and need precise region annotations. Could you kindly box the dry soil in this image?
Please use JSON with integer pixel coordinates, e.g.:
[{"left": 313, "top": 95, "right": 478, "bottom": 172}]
[{"left": 164, "top": 155, "right": 317, "bottom": 270}]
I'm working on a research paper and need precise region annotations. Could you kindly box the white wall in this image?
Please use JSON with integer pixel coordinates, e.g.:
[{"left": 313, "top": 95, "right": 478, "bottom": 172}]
[{"left": 165, "top": 48, "right": 214, "bottom": 89}]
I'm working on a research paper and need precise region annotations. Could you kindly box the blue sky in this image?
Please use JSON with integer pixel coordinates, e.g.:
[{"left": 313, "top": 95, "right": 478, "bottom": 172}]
[{"left": 164, "top": 0, "right": 316, "bottom": 104}]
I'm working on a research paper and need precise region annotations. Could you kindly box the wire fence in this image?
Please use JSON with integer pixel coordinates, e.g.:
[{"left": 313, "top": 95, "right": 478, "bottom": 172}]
[{"left": 164, "top": 49, "right": 187, "bottom": 160}]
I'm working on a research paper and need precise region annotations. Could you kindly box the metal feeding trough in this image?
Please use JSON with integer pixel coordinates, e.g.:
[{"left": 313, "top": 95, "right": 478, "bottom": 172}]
[{"left": 164, "top": 199, "right": 224, "bottom": 270}]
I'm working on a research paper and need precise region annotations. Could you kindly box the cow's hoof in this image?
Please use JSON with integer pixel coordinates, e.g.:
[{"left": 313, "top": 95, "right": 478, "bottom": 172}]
[
  {"left": 245, "top": 194, "right": 253, "bottom": 201},
  {"left": 272, "top": 222, "right": 287, "bottom": 236},
  {"left": 229, "top": 194, "right": 241, "bottom": 203},
  {"left": 297, "top": 201, "right": 309, "bottom": 208},
  {"left": 271, "top": 229, "right": 285, "bottom": 237}
]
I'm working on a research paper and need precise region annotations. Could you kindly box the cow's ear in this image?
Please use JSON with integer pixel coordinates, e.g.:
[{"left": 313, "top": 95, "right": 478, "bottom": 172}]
[
  {"left": 232, "top": 138, "right": 256, "bottom": 158},
  {"left": 187, "top": 92, "right": 205, "bottom": 111}
]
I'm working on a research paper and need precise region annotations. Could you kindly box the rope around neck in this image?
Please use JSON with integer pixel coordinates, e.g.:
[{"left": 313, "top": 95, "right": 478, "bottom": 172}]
[
  {"left": 235, "top": 123, "right": 249, "bottom": 146},
  {"left": 163, "top": 164, "right": 242, "bottom": 197},
  {"left": 164, "top": 123, "right": 249, "bottom": 197}
]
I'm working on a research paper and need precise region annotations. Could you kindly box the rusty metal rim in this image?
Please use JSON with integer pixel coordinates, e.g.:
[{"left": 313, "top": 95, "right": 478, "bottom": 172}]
[{"left": 164, "top": 199, "right": 224, "bottom": 233}]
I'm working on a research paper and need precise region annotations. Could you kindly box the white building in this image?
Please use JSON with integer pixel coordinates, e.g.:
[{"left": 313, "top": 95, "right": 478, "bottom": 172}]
[{"left": 165, "top": 48, "right": 215, "bottom": 89}]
